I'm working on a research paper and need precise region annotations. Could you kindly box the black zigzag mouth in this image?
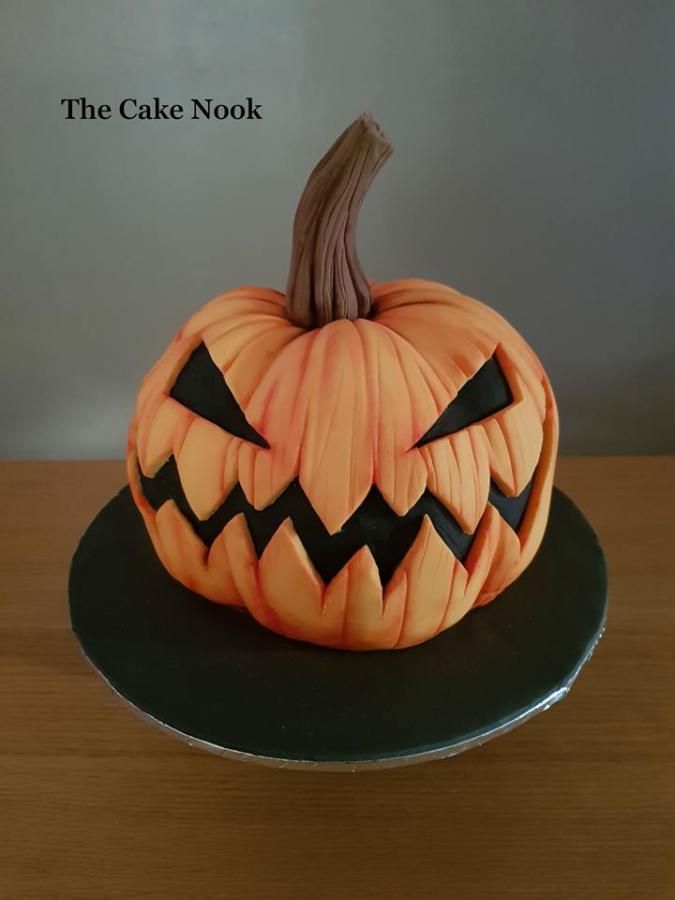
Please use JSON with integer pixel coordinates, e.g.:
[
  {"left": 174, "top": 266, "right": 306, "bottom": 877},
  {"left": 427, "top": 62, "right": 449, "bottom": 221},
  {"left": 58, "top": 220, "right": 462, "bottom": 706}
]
[{"left": 137, "top": 456, "right": 532, "bottom": 586}]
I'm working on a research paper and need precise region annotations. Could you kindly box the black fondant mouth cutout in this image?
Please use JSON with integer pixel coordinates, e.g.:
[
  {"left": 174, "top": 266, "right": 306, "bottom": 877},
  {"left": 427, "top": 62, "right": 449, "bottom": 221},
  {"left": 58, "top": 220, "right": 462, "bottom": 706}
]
[
  {"left": 170, "top": 343, "right": 269, "bottom": 448},
  {"left": 415, "top": 354, "right": 512, "bottom": 447},
  {"left": 138, "top": 456, "right": 533, "bottom": 587}
]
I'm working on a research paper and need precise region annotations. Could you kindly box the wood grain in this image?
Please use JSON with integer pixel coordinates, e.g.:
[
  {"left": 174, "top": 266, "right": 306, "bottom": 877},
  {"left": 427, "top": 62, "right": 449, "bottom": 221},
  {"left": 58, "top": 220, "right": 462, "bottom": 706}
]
[{"left": 1, "top": 458, "right": 674, "bottom": 900}]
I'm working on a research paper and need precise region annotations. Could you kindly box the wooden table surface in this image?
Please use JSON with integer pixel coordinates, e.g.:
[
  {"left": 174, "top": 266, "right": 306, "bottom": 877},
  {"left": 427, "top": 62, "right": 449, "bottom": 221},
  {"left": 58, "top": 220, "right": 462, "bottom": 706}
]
[{"left": 1, "top": 458, "right": 674, "bottom": 900}]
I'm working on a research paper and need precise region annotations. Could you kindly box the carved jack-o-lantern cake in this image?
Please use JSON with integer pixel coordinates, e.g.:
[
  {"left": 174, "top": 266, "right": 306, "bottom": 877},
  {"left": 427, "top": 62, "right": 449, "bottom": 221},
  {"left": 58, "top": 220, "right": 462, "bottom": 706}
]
[{"left": 127, "top": 114, "right": 558, "bottom": 650}]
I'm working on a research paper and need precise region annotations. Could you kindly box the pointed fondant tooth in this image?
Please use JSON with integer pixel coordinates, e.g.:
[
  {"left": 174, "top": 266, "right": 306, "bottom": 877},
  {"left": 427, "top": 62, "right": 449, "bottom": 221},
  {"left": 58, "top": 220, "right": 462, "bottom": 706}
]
[
  {"left": 516, "top": 388, "right": 558, "bottom": 568},
  {"left": 127, "top": 451, "right": 162, "bottom": 552},
  {"left": 175, "top": 418, "right": 235, "bottom": 520},
  {"left": 375, "top": 448, "right": 428, "bottom": 517},
  {"left": 236, "top": 440, "right": 257, "bottom": 506},
  {"left": 326, "top": 545, "right": 403, "bottom": 650},
  {"left": 482, "top": 413, "right": 515, "bottom": 494},
  {"left": 258, "top": 518, "right": 327, "bottom": 642},
  {"left": 478, "top": 507, "right": 521, "bottom": 602},
  {"left": 154, "top": 500, "right": 207, "bottom": 589},
  {"left": 137, "top": 396, "right": 192, "bottom": 477},
  {"left": 237, "top": 440, "right": 296, "bottom": 512},
  {"left": 501, "top": 348, "right": 547, "bottom": 423},
  {"left": 153, "top": 501, "right": 243, "bottom": 607},
  {"left": 419, "top": 426, "right": 491, "bottom": 534},
  {"left": 218, "top": 513, "right": 260, "bottom": 612},
  {"left": 222, "top": 434, "right": 243, "bottom": 499},
  {"left": 483, "top": 397, "right": 543, "bottom": 497},
  {"left": 438, "top": 559, "right": 470, "bottom": 630},
  {"left": 354, "top": 317, "right": 440, "bottom": 517},
  {"left": 135, "top": 394, "right": 164, "bottom": 475},
  {"left": 386, "top": 515, "right": 457, "bottom": 648},
  {"left": 298, "top": 466, "right": 372, "bottom": 536},
  {"left": 202, "top": 522, "right": 246, "bottom": 607},
  {"left": 462, "top": 504, "right": 501, "bottom": 610}
]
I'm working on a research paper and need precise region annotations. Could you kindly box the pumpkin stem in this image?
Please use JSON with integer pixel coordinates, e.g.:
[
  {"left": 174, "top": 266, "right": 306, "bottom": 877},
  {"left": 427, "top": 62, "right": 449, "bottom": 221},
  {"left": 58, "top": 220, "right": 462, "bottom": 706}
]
[{"left": 286, "top": 113, "right": 393, "bottom": 328}]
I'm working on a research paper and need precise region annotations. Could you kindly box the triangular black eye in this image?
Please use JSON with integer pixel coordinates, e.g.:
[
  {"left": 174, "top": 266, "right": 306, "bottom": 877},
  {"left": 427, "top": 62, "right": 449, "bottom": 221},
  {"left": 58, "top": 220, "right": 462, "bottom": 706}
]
[
  {"left": 170, "top": 343, "right": 269, "bottom": 448},
  {"left": 415, "top": 354, "right": 512, "bottom": 447}
]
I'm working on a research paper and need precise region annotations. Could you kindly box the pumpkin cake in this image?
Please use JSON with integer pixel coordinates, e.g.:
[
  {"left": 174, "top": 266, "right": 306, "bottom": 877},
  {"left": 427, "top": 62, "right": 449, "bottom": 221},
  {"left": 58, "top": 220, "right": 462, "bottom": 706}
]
[{"left": 127, "top": 114, "right": 558, "bottom": 650}]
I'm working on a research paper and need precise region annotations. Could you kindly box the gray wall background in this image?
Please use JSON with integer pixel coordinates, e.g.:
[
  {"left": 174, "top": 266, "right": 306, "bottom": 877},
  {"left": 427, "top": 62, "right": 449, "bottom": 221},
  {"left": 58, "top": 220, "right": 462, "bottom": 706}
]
[{"left": 2, "top": 0, "right": 674, "bottom": 458}]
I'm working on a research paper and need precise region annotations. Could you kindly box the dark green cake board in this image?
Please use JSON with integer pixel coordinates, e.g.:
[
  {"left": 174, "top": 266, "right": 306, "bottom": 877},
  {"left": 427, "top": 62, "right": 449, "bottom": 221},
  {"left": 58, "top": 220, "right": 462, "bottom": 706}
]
[{"left": 69, "top": 487, "right": 607, "bottom": 770}]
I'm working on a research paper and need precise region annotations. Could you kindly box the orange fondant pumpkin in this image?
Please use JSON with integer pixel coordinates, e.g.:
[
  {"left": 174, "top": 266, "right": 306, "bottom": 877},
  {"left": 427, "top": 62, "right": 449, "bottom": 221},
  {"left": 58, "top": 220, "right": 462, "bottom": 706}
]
[{"left": 127, "top": 114, "right": 558, "bottom": 650}]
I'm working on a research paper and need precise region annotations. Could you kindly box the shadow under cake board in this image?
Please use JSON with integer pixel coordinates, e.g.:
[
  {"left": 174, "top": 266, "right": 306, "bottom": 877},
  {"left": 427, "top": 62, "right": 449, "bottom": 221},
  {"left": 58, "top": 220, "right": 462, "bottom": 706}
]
[{"left": 69, "top": 487, "right": 607, "bottom": 770}]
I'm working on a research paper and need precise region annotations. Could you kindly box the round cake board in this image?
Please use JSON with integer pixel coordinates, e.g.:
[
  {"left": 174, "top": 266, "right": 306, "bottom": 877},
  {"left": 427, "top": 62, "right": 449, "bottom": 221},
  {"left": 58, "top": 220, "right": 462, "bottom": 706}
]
[{"left": 69, "top": 487, "right": 607, "bottom": 771}]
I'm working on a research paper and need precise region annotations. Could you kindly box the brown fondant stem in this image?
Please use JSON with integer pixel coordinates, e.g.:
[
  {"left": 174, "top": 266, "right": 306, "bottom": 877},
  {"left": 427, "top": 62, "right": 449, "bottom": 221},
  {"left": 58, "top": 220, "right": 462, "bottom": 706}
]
[{"left": 286, "top": 113, "right": 393, "bottom": 328}]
